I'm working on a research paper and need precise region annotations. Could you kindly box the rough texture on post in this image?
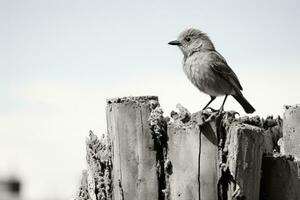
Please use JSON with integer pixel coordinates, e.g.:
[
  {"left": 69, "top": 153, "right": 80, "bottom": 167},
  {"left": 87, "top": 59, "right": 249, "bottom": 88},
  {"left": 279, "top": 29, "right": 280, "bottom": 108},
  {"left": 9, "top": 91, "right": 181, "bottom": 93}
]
[
  {"left": 166, "top": 107, "right": 266, "bottom": 200},
  {"left": 237, "top": 115, "right": 282, "bottom": 154},
  {"left": 106, "top": 96, "right": 159, "bottom": 200},
  {"left": 86, "top": 131, "right": 112, "bottom": 200},
  {"left": 73, "top": 95, "right": 293, "bottom": 200},
  {"left": 167, "top": 117, "right": 201, "bottom": 200},
  {"left": 260, "top": 156, "right": 300, "bottom": 200},
  {"left": 221, "top": 114, "right": 264, "bottom": 200},
  {"left": 194, "top": 111, "right": 220, "bottom": 200},
  {"left": 283, "top": 105, "right": 300, "bottom": 158},
  {"left": 74, "top": 171, "right": 90, "bottom": 200},
  {"left": 74, "top": 131, "right": 112, "bottom": 200},
  {"left": 167, "top": 106, "right": 220, "bottom": 200}
]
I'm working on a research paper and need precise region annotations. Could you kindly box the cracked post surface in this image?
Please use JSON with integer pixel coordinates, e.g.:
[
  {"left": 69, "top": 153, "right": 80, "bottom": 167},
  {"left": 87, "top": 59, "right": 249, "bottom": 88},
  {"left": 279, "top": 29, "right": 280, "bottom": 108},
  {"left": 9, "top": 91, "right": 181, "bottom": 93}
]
[
  {"left": 220, "top": 113, "right": 264, "bottom": 200},
  {"left": 148, "top": 101, "right": 169, "bottom": 200},
  {"left": 167, "top": 105, "right": 201, "bottom": 200},
  {"left": 106, "top": 96, "right": 159, "bottom": 200},
  {"left": 74, "top": 96, "right": 298, "bottom": 200},
  {"left": 166, "top": 105, "right": 221, "bottom": 200},
  {"left": 219, "top": 112, "right": 284, "bottom": 200},
  {"left": 167, "top": 107, "right": 276, "bottom": 200}
]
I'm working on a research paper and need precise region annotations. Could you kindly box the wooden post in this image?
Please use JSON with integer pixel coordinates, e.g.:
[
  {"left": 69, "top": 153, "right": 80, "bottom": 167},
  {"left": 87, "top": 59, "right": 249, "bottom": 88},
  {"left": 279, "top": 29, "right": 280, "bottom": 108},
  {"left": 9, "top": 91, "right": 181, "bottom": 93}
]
[
  {"left": 198, "top": 115, "right": 219, "bottom": 200},
  {"left": 223, "top": 121, "right": 264, "bottom": 200},
  {"left": 259, "top": 105, "right": 300, "bottom": 200},
  {"left": 74, "top": 131, "right": 112, "bottom": 200},
  {"left": 106, "top": 96, "right": 159, "bottom": 200},
  {"left": 74, "top": 170, "right": 90, "bottom": 200},
  {"left": 282, "top": 105, "right": 300, "bottom": 157},
  {"left": 167, "top": 110, "right": 264, "bottom": 200},
  {"left": 73, "top": 96, "right": 299, "bottom": 200},
  {"left": 260, "top": 156, "right": 300, "bottom": 200},
  {"left": 167, "top": 111, "right": 219, "bottom": 200}
]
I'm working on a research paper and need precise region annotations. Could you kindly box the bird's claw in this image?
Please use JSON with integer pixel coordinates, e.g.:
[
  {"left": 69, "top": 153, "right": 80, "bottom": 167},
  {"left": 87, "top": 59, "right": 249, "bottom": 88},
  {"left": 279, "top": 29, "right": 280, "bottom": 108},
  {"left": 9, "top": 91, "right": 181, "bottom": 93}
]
[
  {"left": 204, "top": 106, "right": 225, "bottom": 114},
  {"left": 198, "top": 111, "right": 222, "bottom": 126},
  {"left": 204, "top": 112, "right": 218, "bottom": 122},
  {"left": 205, "top": 107, "right": 219, "bottom": 112}
]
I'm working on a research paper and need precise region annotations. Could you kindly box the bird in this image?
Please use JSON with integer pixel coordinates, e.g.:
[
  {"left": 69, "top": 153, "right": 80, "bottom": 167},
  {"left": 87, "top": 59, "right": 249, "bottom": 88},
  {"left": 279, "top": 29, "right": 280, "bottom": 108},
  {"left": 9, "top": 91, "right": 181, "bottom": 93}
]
[{"left": 168, "top": 28, "right": 255, "bottom": 114}]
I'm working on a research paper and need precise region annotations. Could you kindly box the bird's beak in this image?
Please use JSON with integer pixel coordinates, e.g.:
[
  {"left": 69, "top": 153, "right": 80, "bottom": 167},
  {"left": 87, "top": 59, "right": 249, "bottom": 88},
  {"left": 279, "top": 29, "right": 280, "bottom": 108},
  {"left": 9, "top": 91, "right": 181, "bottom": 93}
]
[{"left": 168, "top": 40, "right": 181, "bottom": 46}]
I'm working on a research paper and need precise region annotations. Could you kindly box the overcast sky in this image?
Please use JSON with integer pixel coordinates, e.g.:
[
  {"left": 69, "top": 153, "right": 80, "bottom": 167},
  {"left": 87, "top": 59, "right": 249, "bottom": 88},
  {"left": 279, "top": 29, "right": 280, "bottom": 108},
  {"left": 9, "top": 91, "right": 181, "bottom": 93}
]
[{"left": 1, "top": 0, "right": 300, "bottom": 199}]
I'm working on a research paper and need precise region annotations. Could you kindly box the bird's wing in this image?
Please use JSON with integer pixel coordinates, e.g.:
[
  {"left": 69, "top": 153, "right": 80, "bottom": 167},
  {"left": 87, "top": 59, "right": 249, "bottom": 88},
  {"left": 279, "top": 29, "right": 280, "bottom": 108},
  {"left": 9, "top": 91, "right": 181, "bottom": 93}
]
[{"left": 208, "top": 51, "right": 243, "bottom": 91}]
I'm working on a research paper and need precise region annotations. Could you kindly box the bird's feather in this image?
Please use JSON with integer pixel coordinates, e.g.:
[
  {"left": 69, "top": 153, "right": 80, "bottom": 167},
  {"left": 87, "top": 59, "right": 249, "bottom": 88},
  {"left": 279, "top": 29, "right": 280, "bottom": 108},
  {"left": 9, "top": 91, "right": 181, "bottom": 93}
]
[{"left": 208, "top": 51, "right": 243, "bottom": 91}]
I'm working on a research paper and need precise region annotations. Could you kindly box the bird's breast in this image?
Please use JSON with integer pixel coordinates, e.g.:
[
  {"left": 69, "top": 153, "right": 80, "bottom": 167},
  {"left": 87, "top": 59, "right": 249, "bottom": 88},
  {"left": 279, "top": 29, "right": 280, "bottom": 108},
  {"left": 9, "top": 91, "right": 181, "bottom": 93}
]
[
  {"left": 183, "top": 61, "right": 210, "bottom": 87},
  {"left": 183, "top": 55, "right": 233, "bottom": 96}
]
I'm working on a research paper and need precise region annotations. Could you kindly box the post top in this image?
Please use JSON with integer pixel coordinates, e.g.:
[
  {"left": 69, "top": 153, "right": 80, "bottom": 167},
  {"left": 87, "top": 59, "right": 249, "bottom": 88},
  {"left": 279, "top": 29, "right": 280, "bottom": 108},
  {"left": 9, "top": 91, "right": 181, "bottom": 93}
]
[
  {"left": 284, "top": 104, "right": 300, "bottom": 112},
  {"left": 106, "top": 96, "right": 158, "bottom": 105}
]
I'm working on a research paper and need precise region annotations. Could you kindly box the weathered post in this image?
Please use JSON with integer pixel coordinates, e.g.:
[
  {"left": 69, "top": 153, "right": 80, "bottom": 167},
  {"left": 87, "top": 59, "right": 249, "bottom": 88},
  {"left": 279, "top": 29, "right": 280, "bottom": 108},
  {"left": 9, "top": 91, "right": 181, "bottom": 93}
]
[
  {"left": 167, "top": 108, "right": 264, "bottom": 200},
  {"left": 282, "top": 105, "right": 300, "bottom": 157},
  {"left": 167, "top": 122, "right": 201, "bottom": 200},
  {"left": 260, "top": 156, "right": 300, "bottom": 200},
  {"left": 222, "top": 119, "right": 264, "bottom": 200},
  {"left": 73, "top": 96, "right": 300, "bottom": 200},
  {"left": 259, "top": 105, "right": 300, "bottom": 200},
  {"left": 74, "top": 131, "right": 112, "bottom": 200},
  {"left": 167, "top": 110, "right": 219, "bottom": 200},
  {"left": 106, "top": 96, "right": 160, "bottom": 200}
]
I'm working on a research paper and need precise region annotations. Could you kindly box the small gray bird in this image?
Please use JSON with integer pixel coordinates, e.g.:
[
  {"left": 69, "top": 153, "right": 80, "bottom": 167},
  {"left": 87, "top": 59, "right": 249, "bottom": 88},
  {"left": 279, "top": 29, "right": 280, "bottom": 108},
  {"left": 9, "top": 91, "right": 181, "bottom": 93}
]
[{"left": 168, "top": 28, "right": 255, "bottom": 113}]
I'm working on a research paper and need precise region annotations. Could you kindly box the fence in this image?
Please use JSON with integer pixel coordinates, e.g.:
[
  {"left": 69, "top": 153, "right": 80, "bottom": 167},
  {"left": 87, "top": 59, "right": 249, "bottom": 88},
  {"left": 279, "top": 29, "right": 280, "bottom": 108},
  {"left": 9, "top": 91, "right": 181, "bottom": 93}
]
[{"left": 74, "top": 96, "right": 300, "bottom": 200}]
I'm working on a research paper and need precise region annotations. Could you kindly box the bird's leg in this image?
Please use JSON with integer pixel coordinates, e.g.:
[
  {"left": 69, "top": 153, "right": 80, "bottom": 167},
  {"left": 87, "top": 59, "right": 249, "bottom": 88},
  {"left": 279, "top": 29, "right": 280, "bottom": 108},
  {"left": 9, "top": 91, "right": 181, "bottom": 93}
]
[
  {"left": 199, "top": 96, "right": 217, "bottom": 125},
  {"left": 218, "top": 95, "right": 228, "bottom": 114},
  {"left": 202, "top": 96, "right": 216, "bottom": 110},
  {"left": 200, "top": 95, "right": 228, "bottom": 126},
  {"left": 206, "top": 107, "right": 219, "bottom": 112}
]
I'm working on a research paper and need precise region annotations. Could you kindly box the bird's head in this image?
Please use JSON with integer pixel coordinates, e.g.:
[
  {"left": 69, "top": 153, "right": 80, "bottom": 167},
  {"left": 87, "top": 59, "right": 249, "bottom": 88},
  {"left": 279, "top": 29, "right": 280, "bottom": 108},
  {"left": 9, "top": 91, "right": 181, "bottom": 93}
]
[{"left": 168, "top": 28, "right": 215, "bottom": 56}]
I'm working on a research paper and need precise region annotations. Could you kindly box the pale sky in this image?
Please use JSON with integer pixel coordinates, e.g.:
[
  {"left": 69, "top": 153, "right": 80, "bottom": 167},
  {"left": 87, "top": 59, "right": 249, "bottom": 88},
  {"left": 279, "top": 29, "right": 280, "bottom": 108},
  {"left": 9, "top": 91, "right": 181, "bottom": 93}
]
[{"left": 1, "top": 0, "right": 300, "bottom": 199}]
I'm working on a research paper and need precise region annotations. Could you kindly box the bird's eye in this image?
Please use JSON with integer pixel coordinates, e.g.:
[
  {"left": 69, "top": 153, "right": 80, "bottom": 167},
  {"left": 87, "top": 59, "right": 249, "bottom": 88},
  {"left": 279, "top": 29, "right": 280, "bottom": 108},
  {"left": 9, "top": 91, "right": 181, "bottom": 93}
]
[{"left": 185, "top": 37, "right": 191, "bottom": 42}]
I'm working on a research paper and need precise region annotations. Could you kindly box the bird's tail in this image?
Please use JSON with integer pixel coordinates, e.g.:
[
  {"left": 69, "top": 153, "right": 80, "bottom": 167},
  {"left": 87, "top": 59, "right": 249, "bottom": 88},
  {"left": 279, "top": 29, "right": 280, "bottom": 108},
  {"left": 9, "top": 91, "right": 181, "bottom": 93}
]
[{"left": 232, "top": 93, "right": 255, "bottom": 114}]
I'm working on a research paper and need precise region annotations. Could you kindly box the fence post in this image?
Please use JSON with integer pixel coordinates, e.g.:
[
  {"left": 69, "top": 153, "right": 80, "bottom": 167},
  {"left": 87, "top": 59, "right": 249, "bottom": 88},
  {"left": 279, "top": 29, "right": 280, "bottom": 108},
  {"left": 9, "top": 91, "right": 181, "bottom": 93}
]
[
  {"left": 260, "top": 156, "right": 300, "bottom": 200},
  {"left": 167, "top": 111, "right": 220, "bottom": 200},
  {"left": 282, "top": 105, "right": 300, "bottom": 157},
  {"left": 106, "top": 96, "right": 160, "bottom": 200},
  {"left": 73, "top": 96, "right": 300, "bottom": 200},
  {"left": 167, "top": 110, "right": 264, "bottom": 200},
  {"left": 259, "top": 105, "right": 300, "bottom": 200},
  {"left": 222, "top": 118, "right": 264, "bottom": 200},
  {"left": 74, "top": 131, "right": 112, "bottom": 200}
]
